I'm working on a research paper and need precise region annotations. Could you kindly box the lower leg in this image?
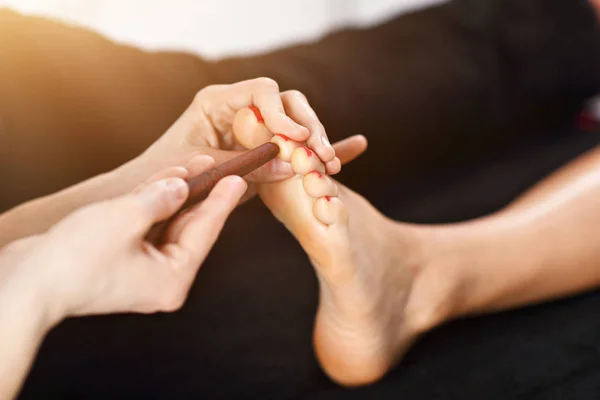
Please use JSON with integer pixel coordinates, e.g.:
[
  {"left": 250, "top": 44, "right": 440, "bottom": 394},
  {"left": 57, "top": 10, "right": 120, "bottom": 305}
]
[{"left": 425, "top": 144, "right": 600, "bottom": 319}]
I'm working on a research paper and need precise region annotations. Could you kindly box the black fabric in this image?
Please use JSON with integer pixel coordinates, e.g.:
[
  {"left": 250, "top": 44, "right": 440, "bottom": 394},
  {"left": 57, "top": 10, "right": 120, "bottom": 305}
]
[
  {"left": 17, "top": 130, "right": 600, "bottom": 400},
  {"left": 1, "top": 0, "right": 600, "bottom": 399}
]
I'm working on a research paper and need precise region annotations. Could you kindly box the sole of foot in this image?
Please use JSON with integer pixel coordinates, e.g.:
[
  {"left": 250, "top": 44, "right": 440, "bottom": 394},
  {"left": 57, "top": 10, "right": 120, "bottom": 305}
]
[{"left": 235, "top": 108, "right": 449, "bottom": 387}]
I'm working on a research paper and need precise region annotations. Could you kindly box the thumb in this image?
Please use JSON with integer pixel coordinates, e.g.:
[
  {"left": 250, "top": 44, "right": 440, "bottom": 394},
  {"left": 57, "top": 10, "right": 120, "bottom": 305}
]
[
  {"left": 201, "top": 147, "right": 294, "bottom": 183},
  {"left": 129, "top": 177, "right": 190, "bottom": 236}
]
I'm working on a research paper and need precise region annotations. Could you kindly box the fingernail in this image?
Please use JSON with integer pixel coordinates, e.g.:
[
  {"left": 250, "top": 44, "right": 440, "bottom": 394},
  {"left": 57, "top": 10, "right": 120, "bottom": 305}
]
[
  {"left": 189, "top": 154, "right": 214, "bottom": 165},
  {"left": 249, "top": 106, "right": 264, "bottom": 123},
  {"left": 165, "top": 178, "right": 188, "bottom": 200}
]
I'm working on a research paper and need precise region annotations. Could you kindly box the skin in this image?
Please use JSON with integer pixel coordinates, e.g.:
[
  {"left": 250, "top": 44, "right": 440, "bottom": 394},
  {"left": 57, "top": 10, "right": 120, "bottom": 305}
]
[
  {"left": 0, "top": 78, "right": 359, "bottom": 247},
  {"left": 234, "top": 106, "right": 600, "bottom": 387},
  {"left": 0, "top": 164, "right": 247, "bottom": 399},
  {"left": 593, "top": 0, "right": 600, "bottom": 19},
  {"left": 0, "top": 78, "right": 368, "bottom": 398},
  {"left": 2, "top": 0, "right": 598, "bottom": 392}
]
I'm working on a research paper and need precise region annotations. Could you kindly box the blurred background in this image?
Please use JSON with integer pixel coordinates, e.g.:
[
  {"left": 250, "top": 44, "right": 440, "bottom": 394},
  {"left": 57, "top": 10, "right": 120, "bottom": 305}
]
[{"left": 0, "top": 0, "right": 444, "bottom": 59}]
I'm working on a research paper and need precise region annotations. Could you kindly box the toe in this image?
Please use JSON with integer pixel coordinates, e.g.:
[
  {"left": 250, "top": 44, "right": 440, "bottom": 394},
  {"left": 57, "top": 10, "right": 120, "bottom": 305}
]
[
  {"left": 303, "top": 171, "right": 339, "bottom": 198},
  {"left": 291, "top": 146, "right": 326, "bottom": 175},
  {"left": 313, "top": 196, "right": 348, "bottom": 226},
  {"left": 233, "top": 107, "right": 273, "bottom": 149},
  {"left": 325, "top": 157, "right": 342, "bottom": 175},
  {"left": 271, "top": 134, "right": 301, "bottom": 162}
]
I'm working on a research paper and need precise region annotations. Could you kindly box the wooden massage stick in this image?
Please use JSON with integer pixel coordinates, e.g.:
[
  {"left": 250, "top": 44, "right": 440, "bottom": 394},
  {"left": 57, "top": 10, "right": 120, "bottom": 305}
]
[{"left": 152, "top": 142, "right": 280, "bottom": 240}]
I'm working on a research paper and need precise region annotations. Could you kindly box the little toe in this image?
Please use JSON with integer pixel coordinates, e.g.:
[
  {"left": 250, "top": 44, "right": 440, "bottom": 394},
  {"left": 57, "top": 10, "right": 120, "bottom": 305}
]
[
  {"left": 271, "top": 134, "right": 301, "bottom": 162},
  {"left": 232, "top": 107, "right": 273, "bottom": 149},
  {"left": 291, "top": 146, "right": 326, "bottom": 175},
  {"left": 303, "top": 171, "right": 339, "bottom": 198},
  {"left": 313, "top": 196, "right": 348, "bottom": 226}
]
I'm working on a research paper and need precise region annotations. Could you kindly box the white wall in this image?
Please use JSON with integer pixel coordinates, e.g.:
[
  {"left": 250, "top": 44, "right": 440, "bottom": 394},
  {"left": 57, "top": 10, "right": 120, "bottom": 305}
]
[{"left": 0, "top": 0, "right": 445, "bottom": 59}]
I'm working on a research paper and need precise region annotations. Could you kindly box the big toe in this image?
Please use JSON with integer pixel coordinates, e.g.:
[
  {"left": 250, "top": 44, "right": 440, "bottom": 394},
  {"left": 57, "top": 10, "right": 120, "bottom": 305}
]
[{"left": 232, "top": 106, "right": 273, "bottom": 149}]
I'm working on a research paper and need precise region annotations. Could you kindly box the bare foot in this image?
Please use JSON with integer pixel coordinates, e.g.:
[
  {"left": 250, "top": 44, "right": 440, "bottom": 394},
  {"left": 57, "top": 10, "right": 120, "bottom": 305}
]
[
  {"left": 234, "top": 108, "right": 453, "bottom": 387},
  {"left": 260, "top": 136, "right": 450, "bottom": 386}
]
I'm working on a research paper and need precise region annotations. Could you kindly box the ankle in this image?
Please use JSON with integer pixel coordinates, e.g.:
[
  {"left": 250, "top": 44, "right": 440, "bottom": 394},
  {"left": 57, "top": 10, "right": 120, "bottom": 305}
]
[{"left": 395, "top": 223, "right": 466, "bottom": 335}]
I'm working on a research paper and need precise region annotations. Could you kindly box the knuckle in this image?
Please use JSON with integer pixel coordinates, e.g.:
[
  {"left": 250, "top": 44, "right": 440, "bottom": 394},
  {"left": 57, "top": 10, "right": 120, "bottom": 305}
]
[
  {"left": 192, "top": 85, "right": 222, "bottom": 109},
  {"left": 315, "top": 121, "right": 326, "bottom": 133},
  {"left": 285, "top": 89, "right": 307, "bottom": 101},
  {"left": 255, "top": 77, "right": 279, "bottom": 91},
  {"left": 192, "top": 91, "right": 209, "bottom": 112},
  {"left": 192, "top": 88, "right": 207, "bottom": 105},
  {"left": 194, "top": 84, "right": 222, "bottom": 100},
  {"left": 307, "top": 121, "right": 326, "bottom": 137}
]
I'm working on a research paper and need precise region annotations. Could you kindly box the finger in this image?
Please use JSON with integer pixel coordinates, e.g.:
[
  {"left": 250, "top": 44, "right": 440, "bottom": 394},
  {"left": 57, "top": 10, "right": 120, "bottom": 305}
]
[
  {"left": 161, "top": 209, "right": 196, "bottom": 244},
  {"left": 332, "top": 135, "right": 368, "bottom": 165},
  {"left": 244, "top": 157, "right": 294, "bottom": 183},
  {"left": 131, "top": 155, "right": 215, "bottom": 195},
  {"left": 238, "top": 184, "right": 258, "bottom": 205},
  {"left": 162, "top": 181, "right": 254, "bottom": 244},
  {"left": 281, "top": 90, "right": 335, "bottom": 163},
  {"left": 185, "top": 154, "right": 216, "bottom": 176},
  {"left": 143, "top": 156, "right": 214, "bottom": 244},
  {"left": 129, "top": 177, "right": 190, "bottom": 237},
  {"left": 325, "top": 157, "right": 342, "bottom": 175},
  {"left": 132, "top": 167, "right": 189, "bottom": 194},
  {"left": 225, "top": 78, "right": 310, "bottom": 142},
  {"left": 174, "top": 176, "right": 248, "bottom": 265},
  {"left": 249, "top": 80, "right": 310, "bottom": 142}
]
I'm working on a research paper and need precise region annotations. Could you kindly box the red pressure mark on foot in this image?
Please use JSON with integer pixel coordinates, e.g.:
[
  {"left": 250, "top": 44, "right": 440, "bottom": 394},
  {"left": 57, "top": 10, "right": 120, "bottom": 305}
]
[
  {"left": 249, "top": 106, "right": 264, "bottom": 123},
  {"left": 324, "top": 196, "right": 331, "bottom": 203},
  {"left": 310, "top": 170, "right": 323, "bottom": 179},
  {"left": 275, "top": 134, "right": 291, "bottom": 141}
]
